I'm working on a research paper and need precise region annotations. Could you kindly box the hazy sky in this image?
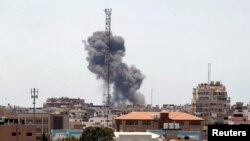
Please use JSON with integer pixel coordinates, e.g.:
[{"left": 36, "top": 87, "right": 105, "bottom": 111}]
[{"left": 0, "top": 0, "right": 250, "bottom": 107}]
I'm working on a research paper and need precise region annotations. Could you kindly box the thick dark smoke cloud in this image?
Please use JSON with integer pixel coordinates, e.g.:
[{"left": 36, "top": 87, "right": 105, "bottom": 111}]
[{"left": 84, "top": 31, "right": 145, "bottom": 105}]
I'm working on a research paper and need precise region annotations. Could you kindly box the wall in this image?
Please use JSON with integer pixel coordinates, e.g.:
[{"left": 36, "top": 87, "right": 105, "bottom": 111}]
[
  {"left": 118, "top": 135, "right": 153, "bottom": 141},
  {"left": 18, "top": 113, "right": 51, "bottom": 141},
  {"left": 0, "top": 124, "right": 36, "bottom": 141}
]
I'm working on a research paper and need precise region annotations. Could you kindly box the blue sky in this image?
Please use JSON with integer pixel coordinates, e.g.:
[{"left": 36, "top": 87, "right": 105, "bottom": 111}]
[{"left": 0, "top": 0, "right": 250, "bottom": 107}]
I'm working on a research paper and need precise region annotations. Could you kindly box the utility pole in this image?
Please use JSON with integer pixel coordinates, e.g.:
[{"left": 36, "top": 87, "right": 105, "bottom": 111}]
[
  {"left": 31, "top": 88, "right": 38, "bottom": 124},
  {"left": 151, "top": 87, "right": 153, "bottom": 109}
]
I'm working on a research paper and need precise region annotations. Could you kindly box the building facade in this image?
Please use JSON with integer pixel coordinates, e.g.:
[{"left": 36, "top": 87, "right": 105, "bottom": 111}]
[
  {"left": 115, "top": 111, "right": 204, "bottom": 139},
  {"left": 0, "top": 124, "right": 36, "bottom": 141},
  {"left": 18, "top": 112, "right": 69, "bottom": 141},
  {"left": 191, "top": 81, "right": 231, "bottom": 125},
  {"left": 228, "top": 102, "right": 250, "bottom": 124},
  {"left": 43, "top": 97, "right": 85, "bottom": 108},
  {"left": 18, "top": 113, "right": 51, "bottom": 141}
]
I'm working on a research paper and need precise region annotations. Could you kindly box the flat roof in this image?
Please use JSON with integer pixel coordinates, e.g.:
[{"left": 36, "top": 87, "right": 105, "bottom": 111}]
[{"left": 114, "top": 132, "right": 160, "bottom": 138}]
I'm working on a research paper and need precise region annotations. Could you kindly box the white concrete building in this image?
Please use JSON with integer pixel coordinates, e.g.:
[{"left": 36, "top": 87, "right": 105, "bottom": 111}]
[{"left": 114, "top": 132, "right": 161, "bottom": 141}]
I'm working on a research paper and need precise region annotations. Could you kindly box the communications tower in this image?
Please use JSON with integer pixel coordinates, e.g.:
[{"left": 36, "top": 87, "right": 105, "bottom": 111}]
[{"left": 103, "top": 8, "right": 112, "bottom": 107}]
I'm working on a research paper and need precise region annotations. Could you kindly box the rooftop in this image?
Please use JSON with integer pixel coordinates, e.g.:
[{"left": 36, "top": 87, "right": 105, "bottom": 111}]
[
  {"left": 114, "top": 132, "right": 160, "bottom": 138},
  {"left": 115, "top": 112, "right": 203, "bottom": 121}
]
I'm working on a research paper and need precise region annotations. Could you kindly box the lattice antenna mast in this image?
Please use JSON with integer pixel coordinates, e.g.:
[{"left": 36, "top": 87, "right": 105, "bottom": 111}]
[
  {"left": 104, "top": 8, "right": 112, "bottom": 107},
  {"left": 31, "top": 88, "right": 38, "bottom": 124}
]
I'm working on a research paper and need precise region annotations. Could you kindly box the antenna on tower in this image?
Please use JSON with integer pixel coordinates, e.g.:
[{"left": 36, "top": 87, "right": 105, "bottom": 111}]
[
  {"left": 208, "top": 63, "right": 211, "bottom": 84},
  {"left": 151, "top": 87, "right": 153, "bottom": 108},
  {"left": 103, "top": 8, "right": 112, "bottom": 107}
]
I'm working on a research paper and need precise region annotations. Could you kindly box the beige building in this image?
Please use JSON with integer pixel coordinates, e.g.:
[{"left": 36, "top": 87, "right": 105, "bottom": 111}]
[
  {"left": 0, "top": 106, "right": 12, "bottom": 115},
  {"left": 0, "top": 124, "right": 36, "bottom": 141},
  {"left": 18, "top": 112, "right": 69, "bottom": 141},
  {"left": 18, "top": 113, "right": 50, "bottom": 140},
  {"left": 191, "top": 81, "right": 231, "bottom": 125}
]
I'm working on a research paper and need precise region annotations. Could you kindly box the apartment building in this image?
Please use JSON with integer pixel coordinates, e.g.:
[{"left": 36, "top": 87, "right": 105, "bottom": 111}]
[
  {"left": 43, "top": 97, "right": 85, "bottom": 108},
  {"left": 191, "top": 81, "right": 231, "bottom": 125}
]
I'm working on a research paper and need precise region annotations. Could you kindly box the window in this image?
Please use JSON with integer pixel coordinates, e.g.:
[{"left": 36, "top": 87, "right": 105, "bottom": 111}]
[
  {"left": 12, "top": 132, "right": 16, "bottom": 136},
  {"left": 12, "top": 132, "right": 21, "bottom": 136},
  {"left": 26, "top": 132, "right": 32, "bottom": 136},
  {"left": 53, "top": 116, "right": 63, "bottom": 129},
  {"left": 142, "top": 120, "right": 151, "bottom": 125},
  {"left": 44, "top": 127, "right": 49, "bottom": 133},
  {"left": 27, "top": 119, "right": 33, "bottom": 124},
  {"left": 125, "top": 120, "right": 138, "bottom": 125},
  {"left": 36, "top": 128, "right": 42, "bottom": 132},
  {"left": 189, "top": 121, "right": 201, "bottom": 126},
  {"left": 35, "top": 119, "right": 42, "bottom": 124},
  {"left": 20, "top": 119, "right": 25, "bottom": 124},
  {"left": 125, "top": 121, "right": 130, "bottom": 125},
  {"left": 43, "top": 118, "right": 49, "bottom": 124},
  {"left": 178, "top": 121, "right": 184, "bottom": 125}
]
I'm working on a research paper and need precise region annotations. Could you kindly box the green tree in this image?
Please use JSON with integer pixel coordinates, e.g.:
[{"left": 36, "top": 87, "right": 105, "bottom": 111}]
[{"left": 80, "top": 126, "right": 114, "bottom": 141}]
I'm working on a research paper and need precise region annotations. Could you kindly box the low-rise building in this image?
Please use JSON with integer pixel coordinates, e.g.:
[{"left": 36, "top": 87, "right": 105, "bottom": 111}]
[
  {"left": 0, "top": 124, "right": 36, "bottom": 141},
  {"left": 228, "top": 102, "right": 250, "bottom": 124},
  {"left": 81, "top": 115, "right": 117, "bottom": 129},
  {"left": 115, "top": 112, "right": 204, "bottom": 139},
  {"left": 18, "top": 113, "right": 51, "bottom": 140},
  {"left": 18, "top": 111, "right": 69, "bottom": 141}
]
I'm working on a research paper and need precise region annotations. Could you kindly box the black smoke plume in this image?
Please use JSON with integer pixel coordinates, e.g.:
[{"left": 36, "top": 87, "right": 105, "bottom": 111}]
[{"left": 84, "top": 31, "right": 145, "bottom": 105}]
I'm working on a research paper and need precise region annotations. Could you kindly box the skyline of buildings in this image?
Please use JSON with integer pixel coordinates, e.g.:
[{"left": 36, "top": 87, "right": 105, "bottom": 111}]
[
  {"left": 1, "top": 88, "right": 250, "bottom": 141},
  {"left": 0, "top": 79, "right": 248, "bottom": 109}
]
